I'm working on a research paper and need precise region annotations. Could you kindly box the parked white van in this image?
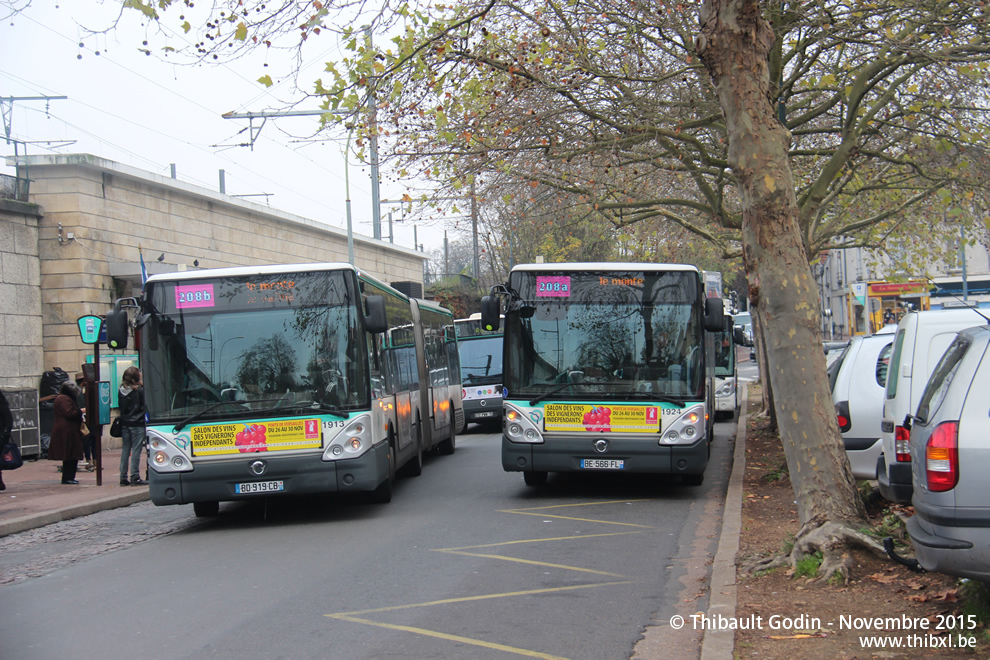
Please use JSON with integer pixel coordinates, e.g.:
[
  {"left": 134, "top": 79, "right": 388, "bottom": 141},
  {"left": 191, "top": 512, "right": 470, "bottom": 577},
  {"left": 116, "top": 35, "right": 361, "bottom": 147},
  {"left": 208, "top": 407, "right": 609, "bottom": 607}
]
[
  {"left": 827, "top": 331, "right": 894, "bottom": 479},
  {"left": 878, "top": 306, "right": 987, "bottom": 503}
]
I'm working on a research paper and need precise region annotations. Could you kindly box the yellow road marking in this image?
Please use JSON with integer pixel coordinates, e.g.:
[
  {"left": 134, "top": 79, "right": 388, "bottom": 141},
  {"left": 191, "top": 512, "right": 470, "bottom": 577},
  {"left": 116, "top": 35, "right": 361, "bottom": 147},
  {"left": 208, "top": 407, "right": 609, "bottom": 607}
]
[
  {"left": 435, "top": 549, "right": 627, "bottom": 577},
  {"left": 329, "top": 581, "right": 631, "bottom": 616},
  {"left": 322, "top": 500, "right": 653, "bottom": 657},
  {"left": 500, "top": 510, "right": 655, "bottom": 528},
  {"left": 506, "top": 499, "right": 652, "bottom": 511},
  {"left": 438, "top": 530, "right": 645, "bottom": 552},
  {"left": 328, "top": 614, "right": 572, "bottom": 659}
]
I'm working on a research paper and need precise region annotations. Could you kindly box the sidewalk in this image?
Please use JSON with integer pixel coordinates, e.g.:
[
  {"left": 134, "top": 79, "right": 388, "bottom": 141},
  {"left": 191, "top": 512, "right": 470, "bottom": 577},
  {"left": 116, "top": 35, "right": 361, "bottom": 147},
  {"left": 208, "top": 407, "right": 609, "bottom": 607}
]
[{"left": 0, "top": 445, "right": 151, "bottom": 537}]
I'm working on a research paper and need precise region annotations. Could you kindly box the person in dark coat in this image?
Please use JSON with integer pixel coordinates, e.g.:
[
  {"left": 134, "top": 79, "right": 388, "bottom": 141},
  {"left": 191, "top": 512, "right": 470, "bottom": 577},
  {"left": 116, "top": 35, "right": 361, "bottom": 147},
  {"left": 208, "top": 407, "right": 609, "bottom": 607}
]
[
  {"left": 49, "top": 382, "right": 84, "bottom": 484},
  {"left": 117, "top": 367, "right": 147, "bottom": 486},
  {"left": 0, "top": 390, "right": 12, "bottom": 491},
  {"left": 74, "top": 372, "right": 96, "bottom": 471}
]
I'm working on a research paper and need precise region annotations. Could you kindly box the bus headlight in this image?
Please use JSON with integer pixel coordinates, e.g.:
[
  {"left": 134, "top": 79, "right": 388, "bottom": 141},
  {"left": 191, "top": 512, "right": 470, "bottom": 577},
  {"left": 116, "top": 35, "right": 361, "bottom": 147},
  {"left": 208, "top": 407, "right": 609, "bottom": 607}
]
[
  {"left": 659, "top": 404, "right": 707, "bottom": 445},
  {"left": 504, "top": 403, "right": 543, "bottom": 444},
  {"left": 147, "top": 430, "right": 193, "bottom": 473},
  {"left": 323, "top": 414, "right": 372, "bottom": 461},
  {"left": 715, "top": 379, "right": 736, "bottom": 397}
]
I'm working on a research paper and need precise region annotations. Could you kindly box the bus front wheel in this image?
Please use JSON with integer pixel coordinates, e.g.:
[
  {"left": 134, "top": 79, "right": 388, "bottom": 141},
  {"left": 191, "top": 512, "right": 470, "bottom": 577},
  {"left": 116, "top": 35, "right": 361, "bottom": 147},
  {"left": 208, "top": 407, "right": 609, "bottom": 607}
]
[
  {"left": 682, "top": 473, "right": 704, "bottom": 486},
  {"left": 524, "top": 471, "right": 548, "bottom": 486},
  {"left": 369, "top": 439, "right": 395, "bottom": 503},
  {"left": 193, "top": 501, "right": 220, "bottom": 517}
]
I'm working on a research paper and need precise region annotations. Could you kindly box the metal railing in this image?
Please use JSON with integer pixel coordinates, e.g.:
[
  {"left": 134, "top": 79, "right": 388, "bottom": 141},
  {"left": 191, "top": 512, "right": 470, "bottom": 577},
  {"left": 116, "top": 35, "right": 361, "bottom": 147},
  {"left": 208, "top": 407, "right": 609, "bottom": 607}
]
[{"left": 0, "top": 172, "right": 30, "bottom": 201}]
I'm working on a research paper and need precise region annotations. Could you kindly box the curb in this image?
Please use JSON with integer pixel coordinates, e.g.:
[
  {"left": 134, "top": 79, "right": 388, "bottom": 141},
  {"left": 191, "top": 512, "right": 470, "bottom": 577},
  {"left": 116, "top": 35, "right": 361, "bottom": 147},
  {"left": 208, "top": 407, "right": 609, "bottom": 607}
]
[
  {"left": 0, "top": 490, "right": 151, "bottom": 537},
  {"left": 701, "top": 382, "right": 748, "bottom": 660}
]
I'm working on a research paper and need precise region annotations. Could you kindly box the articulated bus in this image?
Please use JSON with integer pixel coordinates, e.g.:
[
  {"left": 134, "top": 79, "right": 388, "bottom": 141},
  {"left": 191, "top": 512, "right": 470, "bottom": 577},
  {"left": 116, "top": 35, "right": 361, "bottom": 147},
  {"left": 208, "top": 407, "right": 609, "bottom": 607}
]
[
  {"left": 454, "top": 313, "right": 504, "bottom": 431},
  {"left": 479, "top": 263, "right": 724, "bottom": 486},
  {"left": 105, "top": 263, "right": 462, "bottom": 516}
]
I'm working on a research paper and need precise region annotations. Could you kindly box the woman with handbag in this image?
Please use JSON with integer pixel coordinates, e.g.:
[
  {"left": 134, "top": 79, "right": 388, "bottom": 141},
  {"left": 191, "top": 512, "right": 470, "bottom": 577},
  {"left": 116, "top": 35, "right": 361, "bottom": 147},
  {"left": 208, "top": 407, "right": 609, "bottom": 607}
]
[
  {"left": 49, "top": 382, "right": 84, "bottom": 485},
  {"left": 118, "top": 367, "right": 147, "bottom": 487}
]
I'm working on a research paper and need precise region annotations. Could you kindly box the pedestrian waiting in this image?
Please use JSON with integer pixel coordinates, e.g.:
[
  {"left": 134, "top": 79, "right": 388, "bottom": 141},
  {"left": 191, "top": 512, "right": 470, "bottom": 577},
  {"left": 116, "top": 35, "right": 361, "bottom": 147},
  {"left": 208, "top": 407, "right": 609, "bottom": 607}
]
[
  {"left": 117, "top": 367, "right": 147, "bottom": 486},
  {"left": 49, "top": 382, "right": 84, "bottom": 485}
]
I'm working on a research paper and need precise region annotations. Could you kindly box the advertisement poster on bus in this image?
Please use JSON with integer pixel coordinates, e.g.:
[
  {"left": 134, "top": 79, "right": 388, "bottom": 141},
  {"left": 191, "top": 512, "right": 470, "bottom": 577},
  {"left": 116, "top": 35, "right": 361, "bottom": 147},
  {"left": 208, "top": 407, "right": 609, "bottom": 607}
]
[
  {"left": 191, "top": 418, "right": 322, "bottom": 455},
  {"left": 543, "top": 404, "right": 660, "bottom": 433}
]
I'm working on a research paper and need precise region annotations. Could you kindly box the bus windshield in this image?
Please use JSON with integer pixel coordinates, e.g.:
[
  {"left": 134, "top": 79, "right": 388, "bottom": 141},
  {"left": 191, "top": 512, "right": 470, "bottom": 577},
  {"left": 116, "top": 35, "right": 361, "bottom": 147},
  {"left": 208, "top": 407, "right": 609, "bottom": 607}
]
[
  {"left": 458, "top": 336, "right": 503, "bottom": 385},
  {"left": 141, "top": 270, "right": 370, "bottom": 423},
  {"left": 504, "top": 270, "right": 703, "bottom": 398}
]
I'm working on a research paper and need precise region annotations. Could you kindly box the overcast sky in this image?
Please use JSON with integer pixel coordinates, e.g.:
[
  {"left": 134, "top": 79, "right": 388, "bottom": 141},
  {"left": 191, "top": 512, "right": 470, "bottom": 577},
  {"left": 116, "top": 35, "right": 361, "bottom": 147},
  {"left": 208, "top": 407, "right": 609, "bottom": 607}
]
[{"left": 0, "top": 1, "right": 457, "bottom": 256}]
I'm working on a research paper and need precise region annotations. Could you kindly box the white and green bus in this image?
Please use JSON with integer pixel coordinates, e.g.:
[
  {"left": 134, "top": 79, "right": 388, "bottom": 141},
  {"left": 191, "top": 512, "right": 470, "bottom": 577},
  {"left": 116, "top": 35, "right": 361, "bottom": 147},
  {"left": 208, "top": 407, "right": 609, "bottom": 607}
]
[
  {"left": 105, "top": 263, "right": 462, "bottom": 515},
  {"left": 479, "top": 263, "right": 724, "bottom": 486}
]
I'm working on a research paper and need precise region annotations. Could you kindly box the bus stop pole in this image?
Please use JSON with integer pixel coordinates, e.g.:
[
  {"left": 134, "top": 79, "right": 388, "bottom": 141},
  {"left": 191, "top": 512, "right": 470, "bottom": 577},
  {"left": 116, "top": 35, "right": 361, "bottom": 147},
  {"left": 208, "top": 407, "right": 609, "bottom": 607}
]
[{"left": 90, "top": 341, "right": 103, "bottom": 486}]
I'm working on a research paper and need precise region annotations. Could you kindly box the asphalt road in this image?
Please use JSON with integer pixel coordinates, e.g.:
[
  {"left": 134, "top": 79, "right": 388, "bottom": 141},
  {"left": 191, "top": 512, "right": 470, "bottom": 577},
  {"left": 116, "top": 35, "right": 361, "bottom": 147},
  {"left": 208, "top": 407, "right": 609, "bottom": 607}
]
[{"left": 0, "top": 421, "right": 734, "bottom": 660}]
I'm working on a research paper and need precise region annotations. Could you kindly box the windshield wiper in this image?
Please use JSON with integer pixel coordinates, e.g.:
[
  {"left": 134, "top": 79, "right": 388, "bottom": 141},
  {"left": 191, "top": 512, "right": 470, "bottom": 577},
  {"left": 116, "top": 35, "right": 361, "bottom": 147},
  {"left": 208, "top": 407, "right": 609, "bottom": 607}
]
[
  {"left": 284, "top": 402, "right": 349, "bottom": 420},
  {"left": 251, "top": 401, "right": 349, "bottom": 420},
  {"left": 529, "top": 381, "right": 596, "bottom": 406},
  {"left": 171, "top": 400, "right": 248, "bottom": 433},
  {"left": 621, "top": 391, "right": 686, "bottom": 407},
  {"left": 529, "top": 382, "right": 687, "bottom": 408}
]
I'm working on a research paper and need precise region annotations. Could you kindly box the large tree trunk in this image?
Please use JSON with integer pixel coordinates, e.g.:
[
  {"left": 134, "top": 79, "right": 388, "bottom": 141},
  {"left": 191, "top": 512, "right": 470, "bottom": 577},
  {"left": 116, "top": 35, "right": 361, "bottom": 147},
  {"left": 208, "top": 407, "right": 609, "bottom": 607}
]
[{"left": 696, "top": 0, "right": 876, "bottom": 577}]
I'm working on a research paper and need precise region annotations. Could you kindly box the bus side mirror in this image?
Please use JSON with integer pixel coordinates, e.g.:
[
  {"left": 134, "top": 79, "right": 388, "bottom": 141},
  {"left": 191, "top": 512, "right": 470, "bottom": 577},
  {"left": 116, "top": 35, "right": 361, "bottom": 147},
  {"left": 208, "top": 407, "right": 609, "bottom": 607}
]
[
  {"left": 480, "top": 296, "right": 501, "bottom": 332},
  {"left": 364, "top": 296, "right": 388, "bottom": 334},
  {"left": 703, "top": 297, "right": 725, "bottom": 332},
  {"left": 106, "top": 305, "right": 129, "bottom": 350},
  {"left": 733, "top": 326, "right": 746, "bottom": 345}
]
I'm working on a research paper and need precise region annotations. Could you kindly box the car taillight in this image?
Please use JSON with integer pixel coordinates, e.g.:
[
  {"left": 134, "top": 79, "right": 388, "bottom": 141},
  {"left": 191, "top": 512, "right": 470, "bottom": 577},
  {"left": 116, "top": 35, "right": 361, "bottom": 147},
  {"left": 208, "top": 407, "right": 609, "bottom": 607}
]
[
  {"left": 835, "top": 401, "right": 851, "bottom": 433},
  {"left": 926, "top": 421, "right": 959, "bottom": 492},
  {"left": 894, "top": 425, "right": 911, "bottom": 462}
]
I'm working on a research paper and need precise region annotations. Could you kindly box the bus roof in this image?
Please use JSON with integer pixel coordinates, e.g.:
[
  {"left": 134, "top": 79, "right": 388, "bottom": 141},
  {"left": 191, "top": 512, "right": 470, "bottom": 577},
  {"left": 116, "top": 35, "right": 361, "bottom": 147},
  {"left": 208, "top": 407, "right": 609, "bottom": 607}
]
[
  {"left": 145, "top": 262, "right": 360, "bottom": 285},
  {"left": 145, "top": 262, "right": 421, "bottom": 305},
  {"left": 509, "top": 262, "right": 701, "bottom": 274}
]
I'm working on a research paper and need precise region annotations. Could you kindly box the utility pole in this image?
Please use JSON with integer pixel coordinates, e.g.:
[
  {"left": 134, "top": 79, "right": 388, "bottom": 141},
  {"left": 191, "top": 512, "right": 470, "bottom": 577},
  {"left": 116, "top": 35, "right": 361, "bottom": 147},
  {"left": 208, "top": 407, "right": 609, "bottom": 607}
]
[
  {"left": 2, "top": 95, "right": 71, "bottom": 198},
  {"left": 365, "top": 26, "right": 382, "bottom": 241},
  {"left": 470, "top": 180, "right": 479, "bottom": 282},
  {"left": 222, "top": 107, "right": 383, "bottom": 244}
]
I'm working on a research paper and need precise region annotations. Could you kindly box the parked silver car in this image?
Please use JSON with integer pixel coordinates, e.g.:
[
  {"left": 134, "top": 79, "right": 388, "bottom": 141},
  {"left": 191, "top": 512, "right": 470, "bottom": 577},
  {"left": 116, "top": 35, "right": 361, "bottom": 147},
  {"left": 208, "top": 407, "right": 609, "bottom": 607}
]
[
  {"left": 906, "top": 324, "right": 990, "bottom": 581},
  {"left": 827, "top": 333, "right": 894, "bottom": 480}
]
